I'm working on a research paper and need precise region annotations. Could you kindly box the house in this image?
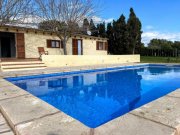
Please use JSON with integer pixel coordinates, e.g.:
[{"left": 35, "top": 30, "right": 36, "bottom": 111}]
[
  {"left": 0, "top": 25, "right": 139, "bottom": 71},
  {"left": 0, "top": 25, "right": 108, "bottom": 59}
]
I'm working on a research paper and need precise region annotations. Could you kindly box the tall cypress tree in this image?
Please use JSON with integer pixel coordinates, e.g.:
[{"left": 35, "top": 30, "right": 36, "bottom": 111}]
[
  {"left": 113, "top": 14, "right": 129, "bottom": 54},
  {"left": 106, "top": 22, "right": 114, "bottom": 54},
  {"left": 135, "top": 17, "right": 142, "bottom": 54},
  {"left": 90, "top": 19, "right": 98, "bottom": 36},
  {"left": 127, "top": 8, "right": 142, "bottom": 54},
  {"left": 98, "top": 22, "right": 106, "bottom": 38},
  {"left": 82, "top": 18, "right": 90, "bottom": 34}
]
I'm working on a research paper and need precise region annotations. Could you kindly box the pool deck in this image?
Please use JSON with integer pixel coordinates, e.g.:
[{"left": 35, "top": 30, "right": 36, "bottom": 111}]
[
  {"left": 0, "top": 113, "right": 14, "bottom": 135},
  {"left": 0, "top": 63, "right": 180, "bottom": 135}
]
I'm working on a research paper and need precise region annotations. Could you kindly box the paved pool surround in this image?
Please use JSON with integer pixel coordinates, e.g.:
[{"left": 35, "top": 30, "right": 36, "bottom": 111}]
[
  {"left": 0, "top": 63, "right": 180, "bottom": 135},
  {"left": 0, "top": 113, "right": 14, "bottom": 135}
]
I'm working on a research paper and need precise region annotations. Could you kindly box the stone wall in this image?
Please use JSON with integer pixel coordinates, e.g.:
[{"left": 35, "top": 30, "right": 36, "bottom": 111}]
[
  {"left": 42, "top": 55, "right": 140, "bottom": 67},
  {"left": 24, "top": 33, "right": 64, "bottom": 58},
  {"left": 24, "top": 33, "right": 107, "bottom": 58},
  {"left": 83, "top": 39, "right": 107, "bottom": 55}
]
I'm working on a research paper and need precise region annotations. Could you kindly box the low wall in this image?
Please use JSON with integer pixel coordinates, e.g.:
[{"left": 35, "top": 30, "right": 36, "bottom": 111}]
[{"left": 42, "top": 55, "right": 140, "bottom": 67}]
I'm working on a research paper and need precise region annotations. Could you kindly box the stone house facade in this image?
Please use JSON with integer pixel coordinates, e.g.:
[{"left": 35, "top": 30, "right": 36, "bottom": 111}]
[{"left": 0, "top": 26, "right": 108, "bottom": 59}]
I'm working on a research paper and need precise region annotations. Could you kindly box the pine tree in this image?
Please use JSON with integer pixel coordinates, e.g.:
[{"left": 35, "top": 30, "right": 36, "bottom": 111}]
[
  {"left": 82, "top": 18, "right": 90, "bottom": 34},
  {"left": 90, "top": 19, "right": 98, "bottom": 36},
  {"left": 127, "top": 8, "right": 142, "bottom": 54},
  {"left": 113, "top": 14, "right": 129, "bottom": 54}
]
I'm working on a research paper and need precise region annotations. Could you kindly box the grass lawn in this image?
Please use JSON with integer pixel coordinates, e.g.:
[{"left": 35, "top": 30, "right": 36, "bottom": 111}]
[{"left": 141, "top": 56, "right": 180, "bottom": 63}]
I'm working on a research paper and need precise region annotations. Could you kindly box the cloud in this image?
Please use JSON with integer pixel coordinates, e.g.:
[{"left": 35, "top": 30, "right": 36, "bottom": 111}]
[
  {"left": 145, "top": 25, "right": 154, "bottom": 30},
  {"left": 92, "top": 16, "right": 114, "bottom": 24},
  {"left": 22, "top": 15, "right": 43, "bottom": 24},
  {"left": 11, "top": 15, "right": 43, "bottom": 28},
  {"left": 142, "top": 31, "right": 180, "bottom": 45},
  {"left": 104, "top": 18, "right": 114, "bottom": 23}
]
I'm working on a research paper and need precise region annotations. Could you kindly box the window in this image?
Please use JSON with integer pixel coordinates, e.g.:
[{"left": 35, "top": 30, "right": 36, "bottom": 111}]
[
  {"left": 47, "top": 40, "right": 63, "bottom": 48},
  {"left": 73, "top": 76, "right": 84, "bottom": 86},
  {"left": 99, "top": 42, "right": 104, "bottom": 50},
  {"left": 48, "top": 78, "right": 67, "bottom": 88},
  {"left": 96, "top": 41, "right": 108, "bottom": 51},
  {"left": 97, "top": 74, "right": 106, "bottom": 82}
]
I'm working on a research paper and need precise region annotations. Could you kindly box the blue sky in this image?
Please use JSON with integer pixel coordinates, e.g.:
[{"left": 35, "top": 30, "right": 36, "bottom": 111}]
[{"left": 94, "top": 0, "right": 180, "bottom": 44}]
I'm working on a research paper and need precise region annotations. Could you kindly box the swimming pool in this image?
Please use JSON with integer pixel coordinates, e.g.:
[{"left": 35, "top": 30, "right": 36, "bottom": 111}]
[{"left": 6, "top": 64, "right": 180, "bottom": 128}]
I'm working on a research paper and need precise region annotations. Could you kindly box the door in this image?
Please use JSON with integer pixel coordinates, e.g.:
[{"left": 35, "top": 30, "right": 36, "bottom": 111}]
[
  {"left": 72, "top": 39, "right": 83, "bottom": 55},
  {"left": 16, "top": 33, "right": 25, "bottom": 58},
  {"left": 1, "top": 37, "right": 11, "bottom": 57},
  {"left": 0, "top": 32, "right": 16, "bottom": 58}
]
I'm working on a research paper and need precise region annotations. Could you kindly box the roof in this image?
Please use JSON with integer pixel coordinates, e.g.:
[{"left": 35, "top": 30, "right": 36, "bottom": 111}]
[{"left": 0, "top": 25, "right": 108, "bottom": 41}]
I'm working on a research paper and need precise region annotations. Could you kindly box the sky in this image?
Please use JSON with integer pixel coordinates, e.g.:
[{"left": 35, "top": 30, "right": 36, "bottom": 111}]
[{"left": 93, "top": 0, "right": 180, "bottom": 45}]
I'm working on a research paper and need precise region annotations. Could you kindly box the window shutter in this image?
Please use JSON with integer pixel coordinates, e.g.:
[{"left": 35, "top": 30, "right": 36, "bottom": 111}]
[
  {"left": 81, "top": 40, "right": 83, "bottom": 55},
  {"left": 47, "top": 40, "right": 51, "bottom": 48},
  {"left": 72, "top": 39, "right": 78, "bottom": 55},
  {"left": 57, "top": 40, "right": 61, "bottom": 48},
  {"left": 96, "top": 41, "right": 99, "bottom": 50},
  {"left": 16, "top": 33, "right": 25, "bottom": 58},
  {"left": 61, "top": 41, "right": 64, "bottom": 48},
  {"left": 105, "top": 42, "right": 108, "bottom": 51}
]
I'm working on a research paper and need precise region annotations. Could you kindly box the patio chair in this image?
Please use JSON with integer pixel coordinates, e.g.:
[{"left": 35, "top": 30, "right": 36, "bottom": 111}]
[{"left": 38, "top": 47, "right": 48, "bottom": 59}]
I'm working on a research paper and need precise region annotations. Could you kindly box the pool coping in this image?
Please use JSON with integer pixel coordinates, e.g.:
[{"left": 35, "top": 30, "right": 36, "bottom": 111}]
[
  {"left": 0, "top": 63, "right": 180, "bottom": 135},
  {"left": 4, "top": 63, "right": 180, "bottom": 81}
]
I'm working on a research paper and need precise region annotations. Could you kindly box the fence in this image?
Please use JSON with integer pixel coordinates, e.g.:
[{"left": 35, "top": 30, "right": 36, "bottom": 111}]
[{"left": 141, "top": 48, "right": 180, "bottom": 57}]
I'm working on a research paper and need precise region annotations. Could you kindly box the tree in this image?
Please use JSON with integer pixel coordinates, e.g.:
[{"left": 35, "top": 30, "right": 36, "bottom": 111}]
[
  {"left": 148, "top": 39, "right": 160, "bottom": 49},
  {"left": 113, "top": 14, "right": 129, "bottom": 54},
  {"left": 148, "top": 39, "right": 173, "bottom": 50},
  {"left": 82, "top": 18, "right": 89, "bottom": 34},
  {"left": 172, "top": 41, "right": 180, "bottom": 50},
  {"left": 98, "top": 22, "right": 106, "bottom": 38},
  {"left": 35, "top": 0, "right": 97, "bottom": 55},
  {"left": 0, "top": 0, "right": 33, "bottom": 25},
  {"left": 106, "top": 22, "right": 114, "bottom": 54},
  {"left": 141, "top": 43, "right": 145, "bottom": 49},
  {"left": 90, "top": 19, "right": 98, "bottom": 36},
  {"left": 127, "top": 8, "right": 142, "bottom": 54},
  {"left": 39, "top": 20, "right": 63, "bottom": 31}
]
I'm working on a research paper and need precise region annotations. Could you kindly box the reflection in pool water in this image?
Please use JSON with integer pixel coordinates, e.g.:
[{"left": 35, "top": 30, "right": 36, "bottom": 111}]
[{"left": 7, "top": 66, "right": 180, "bottom": 128}]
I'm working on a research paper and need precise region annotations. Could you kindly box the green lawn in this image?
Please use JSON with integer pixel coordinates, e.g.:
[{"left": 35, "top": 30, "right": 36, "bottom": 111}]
[{"left": 141, "top": 56, "right": 180, "bottom": 63}]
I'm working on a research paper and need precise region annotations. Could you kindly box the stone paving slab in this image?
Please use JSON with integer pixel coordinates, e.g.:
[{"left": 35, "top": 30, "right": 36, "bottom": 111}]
[
  {"left": 131, "top": 92, "right": 180, "bottom": 129},
  {"left": 0, "top": 114, "right": 6, "bottom": 125},
  {"left": 0, "top": 81, "right": 14, "bottom": 88},
  {"left": 0, "top": 94, "right": 59, "bottom": 131},
  {"left": 16, "top": 112, "right": 90, "bottom": 135},
  {"left": 0, "top": 79, "right": 8, "bottom": 83},
  {"left": 0, "top": 84, "right": 28, "bottom": 101},
  {"left": 167, "top": 89, "right": 180, "bottom": 98},
  {"left": 0, "top": 132, "right": 14, "bottom": 135},
  {"left": 0, "top": 114, "right": 14, "bottom": 135},
  {"left": 95, "top": 113, "right": 174, "bottom": 135},
  {"left": 15, "top": 112, "right": 175, "bottom": 135},
  {"left": 175, "top": 125, "right": 180, "bottom": 135},
  {"left": 0, "top": 124, "right": 11, "bottom": 133}
]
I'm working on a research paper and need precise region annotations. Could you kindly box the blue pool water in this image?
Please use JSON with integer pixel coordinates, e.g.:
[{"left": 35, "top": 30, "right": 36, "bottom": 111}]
[{"left": 6, "top": 64, "right": 180, "bottom": 128}]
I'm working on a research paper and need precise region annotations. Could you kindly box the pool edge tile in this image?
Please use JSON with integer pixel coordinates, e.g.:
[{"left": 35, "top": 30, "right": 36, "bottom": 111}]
[{"left": 15, "top": 112, "right": 90, "bottom": 135}]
